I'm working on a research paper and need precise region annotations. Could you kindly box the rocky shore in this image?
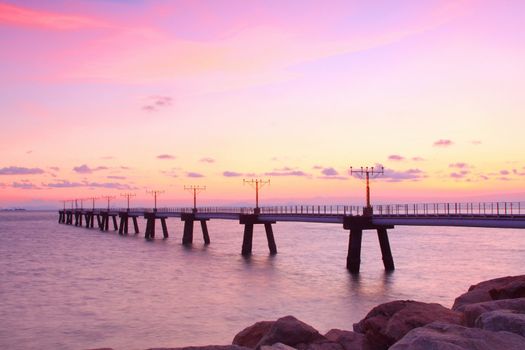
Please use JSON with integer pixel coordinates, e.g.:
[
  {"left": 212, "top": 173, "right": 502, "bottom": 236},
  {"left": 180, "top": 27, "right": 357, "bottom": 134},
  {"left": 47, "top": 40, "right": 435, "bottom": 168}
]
[{"left": 93, "top": 275, "right": 525, "bottom": 350}]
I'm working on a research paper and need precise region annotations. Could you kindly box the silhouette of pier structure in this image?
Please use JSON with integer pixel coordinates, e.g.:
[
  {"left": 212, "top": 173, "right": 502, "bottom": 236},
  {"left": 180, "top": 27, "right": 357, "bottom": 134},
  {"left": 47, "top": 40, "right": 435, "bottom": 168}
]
[{"left": 58, "top": 201, "right": 525, "bottom": 273}]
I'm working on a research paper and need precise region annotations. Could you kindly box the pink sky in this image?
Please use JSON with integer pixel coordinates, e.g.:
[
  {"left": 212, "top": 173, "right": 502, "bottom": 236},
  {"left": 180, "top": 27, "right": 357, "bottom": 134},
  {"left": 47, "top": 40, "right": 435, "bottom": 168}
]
[{"left": 1, "top": 0, "right": 524, "bottom": 209}]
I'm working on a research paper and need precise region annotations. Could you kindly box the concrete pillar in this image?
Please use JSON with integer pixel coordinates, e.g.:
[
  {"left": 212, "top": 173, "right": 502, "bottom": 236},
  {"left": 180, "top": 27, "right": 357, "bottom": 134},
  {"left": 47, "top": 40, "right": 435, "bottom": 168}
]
[
  {"left": 182, "top": 220, "right": 194, "bottom": 245},
  {"left": 264, "top": 223, "right": 277, "bottom": 254},
  {"left": 124, "top": 216, "right": 129, "bottom": 234},
  {"left": 132, "top": 217, "right": 139, "bottom": 234},
  {"left": 347, "top": 229, "right": 363, "bottom": 274},
  {"left": 200, "top": 220, "right": 210, "bottom": 244},
  {"left": 377, "top": 228, "right": 395, "bottom": 271},
  {"left": 161, "top": 218, "right": 169, "bottom": 238},
  {"left": 242, "top": 223, "right": 254, "bottom": 255},
  {"left": 119, "top": 215, "right": 126, "bottom": 235}
]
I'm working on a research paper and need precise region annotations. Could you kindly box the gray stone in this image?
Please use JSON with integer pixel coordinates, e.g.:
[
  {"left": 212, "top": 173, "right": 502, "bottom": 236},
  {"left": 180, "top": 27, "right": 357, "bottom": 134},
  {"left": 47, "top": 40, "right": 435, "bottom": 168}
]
[
  {"left": 261, "top": 343, "right": 297, "bottom": 350},
  {"left": 452, "top": 275, "right": 525, "bottom": 312},
  {"left": 461, "top": 297, "right": 525, "bottom": 326},
  {"left": 353, "top": 300, "right": 461, "bottom": 350},
  {"left": 148, "top": 346, "right": 251, "bottom": 350},
  {"left": 476, "top": 309, "right": 525, "bottom": 337},
  {"left": 233, "top": 321, "right": 275, "bottom": 348},
  {"left": 389, "top": 322, "right": 525, "bottom": 350},
  {"left": 256, "top": 316, "right": 326, "bottom": 349}
]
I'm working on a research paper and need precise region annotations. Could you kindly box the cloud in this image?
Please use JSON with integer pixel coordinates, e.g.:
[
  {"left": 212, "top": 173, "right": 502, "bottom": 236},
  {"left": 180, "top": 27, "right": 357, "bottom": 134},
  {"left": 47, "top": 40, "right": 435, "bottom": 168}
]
[
  {"left": 388, "top": 155, "right": 405, "bottom": 161},
  {"left": 512, "top": 169, "right": 525, "bottom": 176},
  {"left": 321, "top": 167, "right": 339, "bottom": 176},
  {"left": 412, "top": 157, "right": 425, "bottom": 162},
  {"left": 312, "top": 165, "right": 323, "bottom": 170},
  {"left": 44, "top": 180, "right": 133, "bottom": 189},
  {"left": 471, "top": 140, "right": 482, "bottom": 145},
  {"left": 187, "top": 172, "right": 204, "bottom": 178},
  {"left": 157, "top": 154, "right": 175, "bottom": 160},
  {"left": 0, "top": 2, "right": 108, "bottom": 30},
  {"left": 0, "top": 166, "right": 44, "bottom": 175},
  {"left": 500, "top": 170, "right": 510, "bottom": 175},
  {"left": 12, "top": 181, "right": 40, "bottom": 190},
  {"left": 142, "top": 96, "right": 173, "bottom": 112},
  {"left": 73, "top": 164, "right": 108, "bottom": 174},
  {"left": 319, "top": 176, "right": 348, "bottom": 180},
  {"left": 107, "top": 175, "right": 126, "bottom": 180},
  {"left": 264, "top": 170, "right": 309, "bottom": 177},
  {"left": 449, "top": 162, "right": 469, "bottom": 169},
  {"left": 450, "top": 171, "right": 470, "bottom": 179},
  {"left": 223, "top": 171, "right": 243, "bottom": 177},
  {"left": 433, "top": 139, "right": 453, "bottom": 147},
  {"left": 381, "top": 167, "right": 426, "bottom": 182},
  {"left": 200, "top": 157, "right": 215, "bottom": 163},
  {"left": 49, "top": 166, "right": 60, "bottom": 171}
]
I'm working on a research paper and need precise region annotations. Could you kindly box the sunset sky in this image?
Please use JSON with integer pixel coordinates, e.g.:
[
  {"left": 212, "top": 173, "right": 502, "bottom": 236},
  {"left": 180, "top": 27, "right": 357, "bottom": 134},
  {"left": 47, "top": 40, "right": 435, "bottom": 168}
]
[{"left": 1, "top": 0, "right": 524, "bottom": 209}]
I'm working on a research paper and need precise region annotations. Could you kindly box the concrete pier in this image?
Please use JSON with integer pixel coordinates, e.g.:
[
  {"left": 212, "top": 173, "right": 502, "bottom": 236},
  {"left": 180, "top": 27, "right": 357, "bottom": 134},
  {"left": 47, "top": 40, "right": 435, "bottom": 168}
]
[
  {"left": 181, "top": 213, "right": 210, "bottom": 245},
  {"left": 239, "top": 214, "right": 277, "bottom": 255}
]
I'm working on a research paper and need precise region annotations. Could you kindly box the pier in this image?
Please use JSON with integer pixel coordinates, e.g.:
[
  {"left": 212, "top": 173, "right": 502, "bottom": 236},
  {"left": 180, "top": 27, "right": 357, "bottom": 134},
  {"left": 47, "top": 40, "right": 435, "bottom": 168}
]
[{"left": 58, "top": 202, "right": 525, "bottom": 273}]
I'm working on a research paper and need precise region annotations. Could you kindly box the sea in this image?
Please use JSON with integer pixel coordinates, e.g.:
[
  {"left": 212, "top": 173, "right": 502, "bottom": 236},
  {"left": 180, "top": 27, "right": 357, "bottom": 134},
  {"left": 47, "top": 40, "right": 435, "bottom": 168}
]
[{"left": 1, "top": 211, "right": 524, "bottom": 349}]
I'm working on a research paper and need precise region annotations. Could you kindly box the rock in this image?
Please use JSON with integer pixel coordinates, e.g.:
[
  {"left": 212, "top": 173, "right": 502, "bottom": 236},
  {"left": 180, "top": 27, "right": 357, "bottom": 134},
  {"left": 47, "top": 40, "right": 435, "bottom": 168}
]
[
  {"left": 148, "top": 346, "right": 251, "bottom": 350},
  {"left": 461, "top": 297, "right": 525, "bottom": 326},
  {"left": 324, "top": 329, "right": 365, "bottom": 350},
  {"left": 353, "top": 300, "right": 461, "bottom": 350},
  {"left": 233, "top": 321, "right": 275, "bottom": 348},
  {"left": 476, "top": 309, "right": 525, "bottom": 337},
  {"left": 295, "top": 341, "right": 344, "bottom": 350},
  {"left": 256, "top": 316, "right": 326, "bottom": 349},
  {"left": 389, "top": 322, "right": 525, "bottom": 350},
  {"left": 452, "top": 275, "right": 525, "bottom": 311},
  {"left": 261, "top": 343, "right": 297, "bottom": 350}
]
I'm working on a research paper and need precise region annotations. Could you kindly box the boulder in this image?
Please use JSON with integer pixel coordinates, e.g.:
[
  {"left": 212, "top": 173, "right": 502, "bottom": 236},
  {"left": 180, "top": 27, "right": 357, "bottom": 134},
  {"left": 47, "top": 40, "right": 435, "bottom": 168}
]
[
  {"left": 353, "top": 300, "right": 461, "bottom": 350},
  {"left": 233, "top": 321, "right": 275, "bottom": 348},
  {"left": 255, "top": 316, "right": 326, "bottom": 349},
  {"left": 452, "top": 275, "right": 525, "bottom": 311},
  {"left": 389, "top": 322, "right": 525, "bottom": 350},
  {"left": 261, "top": 343, "right": 297, "bottom": 350},
  {"left": 476, "top": 309, "right": 525, "bottom": 337},
  {"left": 461, "top": 297, "right": 525, "bottom": 326},
  {"left": 295, "top": 341, "right": 344, "bottom": 350},
  {"left": 324, "top": 329, "right": 365, "bottom": 350},
  {"left": 148, "top": 346, "right": 251, "bottom": 350}
]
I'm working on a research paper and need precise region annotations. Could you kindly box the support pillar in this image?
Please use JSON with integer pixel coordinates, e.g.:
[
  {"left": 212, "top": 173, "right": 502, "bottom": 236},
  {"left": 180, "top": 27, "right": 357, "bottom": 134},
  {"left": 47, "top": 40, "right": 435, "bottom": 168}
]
[
  {"left": 241, "top": 223, "right": 254, "bottom": 255},
  {"left": 124, "top": 216, "right": 129, "bottom": 234},
  {"left": 377, "top": 228, "right": 395, "bottom": 271},
  {"left": 145, "top": 214, "right": 156, "bottom": 239},
  {"left": 78, "top": 213, "right": 83, "bottom": 226},
  {"left": 118, "top": 214, "right": 126, "bottom": 235},
  {"left": 112, "top": 215, "right": 118, "bottom": 231},
  {"left": 264, "top": 223, "right": 277, "bottom": 254},
  {"left": 201, "top": 220, "right": 210, "bottom": 244},
  {"left": 132, "top": 217, "right": 139, "bottom": 234},
  {"left": 96, "top": 214, "right": 102, "bottom": 229},
  {"left": 347, "top": 229, "right": 363, "bottom": 274},
  {"left": 161, "top": 218, "right": 169, "bottom": 238},
  {"left": 182, "top": 220, "right": 194, "bottom": 245}
]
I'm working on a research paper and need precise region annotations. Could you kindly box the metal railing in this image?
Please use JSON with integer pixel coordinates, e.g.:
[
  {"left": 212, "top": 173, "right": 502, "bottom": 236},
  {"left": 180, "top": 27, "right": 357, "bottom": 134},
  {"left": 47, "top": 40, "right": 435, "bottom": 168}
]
[{"left": 60, "top": 202, "right": 525, "bottom": 217}]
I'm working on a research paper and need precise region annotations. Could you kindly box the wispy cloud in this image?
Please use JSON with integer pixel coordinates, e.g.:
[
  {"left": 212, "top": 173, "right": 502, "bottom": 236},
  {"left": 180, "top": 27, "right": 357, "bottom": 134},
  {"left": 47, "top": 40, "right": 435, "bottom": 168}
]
[
  {"left": 223, "top": 171, "right": 243, "bottom": 177},
  {"left": 157, "top": 154, "right": 175, "bottom": 160},
  {"left": 450, "top": 171, "right": 470, "bottom": 179},
  {"left": 107, "top": 175, "right": 126, "bottom": 180},
  {"left": 321, "top": 167, "right": 338, "bottom": 176},
  {"left": 381, "top": 167, "right": 426, "bottom": 182},
  {"left": 0, "top": 3, "right": 108, "bottom": 30},
  {"left": 265, "top": 170, "right": 309, "bottom": 177},
  {"left": 12, "top": 181, "right": 40, "bottom": 190},
  {"left": 44, "top": 180, "right": 133, "bottom": 189},
  {"left": 73, "top": 164, "right": 108, "bottom": 174},
  {"left": 433, "top": 139, "right": 453, "bottom": 147},
  {"left": 388, "top": 155, "right": 405, "bottom": 161},
  {"left": 142, "top": 96, "right": 173, "bottom": 112},
  {"left": 412, "top": 157, "right": 425, "bottom": 162},
  {"left": 0, "top": 166, "right": 44, "bottom": 175},
  {"left": 471, "top": 140, "right": 482, "bottom": 145},
  {"left": 49, "top": 166, "right": 60, "bottom": 171},
  {"left": 200, "top": 157, "right": 215, "bottom": 163},
  {"left": 449, "top": 162, "right": 469, "bottom": 169},
  {"left": 187, "top": 172, "right": 204, "bottom": 178},
  {"left": 500, "top": 170, "right": 510, "bottom": 175}
]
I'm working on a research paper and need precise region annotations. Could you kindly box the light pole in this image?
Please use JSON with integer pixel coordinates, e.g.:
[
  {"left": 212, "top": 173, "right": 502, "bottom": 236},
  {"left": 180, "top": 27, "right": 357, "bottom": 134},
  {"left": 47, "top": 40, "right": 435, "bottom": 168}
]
[
  {"left": 184, "top": 185, "right": 206, "bottom": 213},
  {"left": 243, "top": 179, "right": 270, "bottom": 214},
  {"left": 350, "top": 166, "right": 384, "bottom": 216}
]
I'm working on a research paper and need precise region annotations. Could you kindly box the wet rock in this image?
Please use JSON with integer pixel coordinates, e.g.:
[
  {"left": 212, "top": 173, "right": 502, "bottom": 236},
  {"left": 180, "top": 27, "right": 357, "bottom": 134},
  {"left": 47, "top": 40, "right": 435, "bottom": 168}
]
[
  {"left": 452, "top": 275, "right": 525, "bottom": 311},
  {"left": 462, "top": 297, "right": 525, "bottom": 326},
  {"left": 148, "top": 346, "right": 251, "bottom": 350},
  {"left": 256, "top": 316, "right": 326, "bottom": 349},
  {"left": 295, "top": 340, "right": 344, "bottom": 350},
  {"left": 233, "top": 321, "right": 275, "bottom": 348},
  {"left": 353, "top": 300, "right": 461, "bottom": 350},
  {"left": 476, "top": 309, "right": 525, "bottom": 337},
  {"left": 324, "top": 329, "right": 365, "bottom": 350},
  {"left": 389, "top": 322, "right": 525, "bottom": 350},
  {"left": 261, "top": 343, "right": 297, "bottom": 350}
]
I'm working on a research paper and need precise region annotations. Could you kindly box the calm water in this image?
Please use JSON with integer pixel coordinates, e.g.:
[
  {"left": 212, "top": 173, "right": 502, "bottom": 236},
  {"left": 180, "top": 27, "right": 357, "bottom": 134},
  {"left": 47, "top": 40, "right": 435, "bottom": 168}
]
[{"left": 1, "top": 211, "right": 524, "bottom": 349}]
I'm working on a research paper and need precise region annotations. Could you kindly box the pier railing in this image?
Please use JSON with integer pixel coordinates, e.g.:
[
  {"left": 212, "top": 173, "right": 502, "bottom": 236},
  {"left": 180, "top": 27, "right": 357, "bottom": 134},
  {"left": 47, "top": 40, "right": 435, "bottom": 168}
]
[{"left": 65, "top": 201, "right": 525, "bottom": 217}]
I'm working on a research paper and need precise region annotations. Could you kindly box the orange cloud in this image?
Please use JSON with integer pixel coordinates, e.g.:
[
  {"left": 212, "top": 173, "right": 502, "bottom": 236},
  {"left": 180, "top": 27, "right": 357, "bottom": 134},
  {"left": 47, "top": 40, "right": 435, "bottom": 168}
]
[{"left": 0, "top": 2, "right": 107, "bottom": 30}]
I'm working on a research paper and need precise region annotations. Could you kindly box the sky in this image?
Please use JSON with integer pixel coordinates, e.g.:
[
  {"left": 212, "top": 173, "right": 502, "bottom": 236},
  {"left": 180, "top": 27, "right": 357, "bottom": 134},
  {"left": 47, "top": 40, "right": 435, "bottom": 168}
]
[{"left": 0, "top": 0, "right": 524, "bottom": 209}]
